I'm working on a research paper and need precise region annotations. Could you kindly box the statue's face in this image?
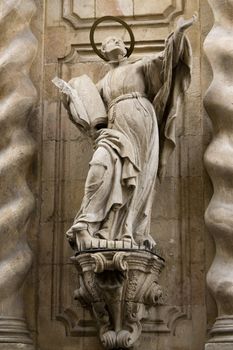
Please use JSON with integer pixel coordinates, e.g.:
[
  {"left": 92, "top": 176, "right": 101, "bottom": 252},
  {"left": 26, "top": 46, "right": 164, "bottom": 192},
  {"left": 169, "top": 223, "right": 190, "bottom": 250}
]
[{"left": 101, "top": 36, "right": 127, "bottom": 61}]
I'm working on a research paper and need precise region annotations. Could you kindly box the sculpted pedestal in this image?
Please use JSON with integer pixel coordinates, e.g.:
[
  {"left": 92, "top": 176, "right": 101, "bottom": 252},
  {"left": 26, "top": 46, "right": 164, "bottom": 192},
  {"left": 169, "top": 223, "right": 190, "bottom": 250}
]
[{"left": 72, "top": 250, "right": 164, "bottom": 349}]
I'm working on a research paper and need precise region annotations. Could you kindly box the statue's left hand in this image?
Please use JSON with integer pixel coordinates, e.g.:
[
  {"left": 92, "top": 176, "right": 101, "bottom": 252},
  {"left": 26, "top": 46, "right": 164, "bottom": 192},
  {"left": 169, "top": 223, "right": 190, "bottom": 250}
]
[{"left": 176, "top": 12, "right": 198, "bottom": 32}]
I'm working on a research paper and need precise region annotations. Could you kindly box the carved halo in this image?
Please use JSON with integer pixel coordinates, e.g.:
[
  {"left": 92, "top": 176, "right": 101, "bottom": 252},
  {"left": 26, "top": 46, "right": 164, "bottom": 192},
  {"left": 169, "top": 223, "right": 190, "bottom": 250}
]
[{"left": 90, "top": 16, "right": 135, "bottom": 61}]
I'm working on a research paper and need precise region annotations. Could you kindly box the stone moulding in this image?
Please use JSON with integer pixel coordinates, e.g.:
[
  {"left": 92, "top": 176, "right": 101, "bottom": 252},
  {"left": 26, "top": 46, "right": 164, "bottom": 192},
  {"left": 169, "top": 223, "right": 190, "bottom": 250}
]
[
  {"left": 208, "top": 317, "right": 233, "bottom": 343},
  {"left": 71, "top": 250, "right": 164, "bottom": 349},
  {"left": 0, "top": 318, "right": 32, "bottom": 344},
  {"left": 0, "top": 0, "right": 37, "bottom": 348},
  {"left": 62, "top": 0, "right": 184, "bottom": 29},
  {"left": 204, "top": 0, "right": 233, "bottom": 347}
]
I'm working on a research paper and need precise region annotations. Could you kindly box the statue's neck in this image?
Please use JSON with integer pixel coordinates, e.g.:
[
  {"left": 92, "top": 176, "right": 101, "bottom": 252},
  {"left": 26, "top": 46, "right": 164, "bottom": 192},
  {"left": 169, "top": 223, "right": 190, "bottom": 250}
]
[{"left": 107, "top": 56, "right": 128, "bottom": 68}]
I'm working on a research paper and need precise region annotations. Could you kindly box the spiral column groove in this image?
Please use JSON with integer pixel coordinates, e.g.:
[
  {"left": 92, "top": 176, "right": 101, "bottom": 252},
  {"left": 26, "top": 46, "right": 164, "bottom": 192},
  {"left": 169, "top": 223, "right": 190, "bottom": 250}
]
[
  {"left": 0, "top": 0, "right": 37, "bottom": 348},
  {"left": 204, "top": 0, "right": 233, "bottom": 348}
]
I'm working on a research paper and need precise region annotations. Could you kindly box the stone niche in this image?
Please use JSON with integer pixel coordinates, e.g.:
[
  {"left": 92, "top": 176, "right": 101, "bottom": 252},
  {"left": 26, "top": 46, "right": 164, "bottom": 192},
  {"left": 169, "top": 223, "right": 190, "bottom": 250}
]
[{"left": 18, "top": 0, "right": 216, "bottom": 350}]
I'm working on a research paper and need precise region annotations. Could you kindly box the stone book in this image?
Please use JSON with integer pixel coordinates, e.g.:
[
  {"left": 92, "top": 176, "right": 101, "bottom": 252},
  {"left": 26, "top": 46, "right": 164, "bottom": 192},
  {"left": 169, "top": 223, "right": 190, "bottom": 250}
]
[{"left": 52, "top": 75, "right": 107, "bottom": 132}]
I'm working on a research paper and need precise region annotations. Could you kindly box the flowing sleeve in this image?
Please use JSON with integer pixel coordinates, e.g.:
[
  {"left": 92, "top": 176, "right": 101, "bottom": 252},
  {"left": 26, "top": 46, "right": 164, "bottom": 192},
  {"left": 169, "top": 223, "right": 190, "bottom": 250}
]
[{"left": 144, "top": 32, "right": 192, "bottom": 180}]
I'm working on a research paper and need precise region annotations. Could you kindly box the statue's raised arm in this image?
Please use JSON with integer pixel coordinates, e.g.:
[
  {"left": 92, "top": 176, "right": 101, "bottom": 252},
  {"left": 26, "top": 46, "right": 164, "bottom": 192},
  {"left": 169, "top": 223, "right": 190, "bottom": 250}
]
[
  {"left": 176, "top": 13, "right": 198, "bottom": 33},
  {"left": 172, "top": 13, "right": 198, "bottom": 66},
  {"left": 143, "top": 13, "right": 198, "bottom": 179}
]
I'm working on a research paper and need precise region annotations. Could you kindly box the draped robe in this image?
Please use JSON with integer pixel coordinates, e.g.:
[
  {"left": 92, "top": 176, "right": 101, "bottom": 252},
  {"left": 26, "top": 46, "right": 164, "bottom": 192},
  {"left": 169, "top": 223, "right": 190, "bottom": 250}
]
[{"left": 69, "top": 32, "right": 192, "bottom": 245}]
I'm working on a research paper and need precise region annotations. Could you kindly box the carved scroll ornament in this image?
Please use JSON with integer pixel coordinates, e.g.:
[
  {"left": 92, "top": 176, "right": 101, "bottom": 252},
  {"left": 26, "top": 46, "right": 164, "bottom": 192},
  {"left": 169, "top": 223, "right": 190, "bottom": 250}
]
[{"left": 72, "top": 251, "right": 164, "bottom": 349}]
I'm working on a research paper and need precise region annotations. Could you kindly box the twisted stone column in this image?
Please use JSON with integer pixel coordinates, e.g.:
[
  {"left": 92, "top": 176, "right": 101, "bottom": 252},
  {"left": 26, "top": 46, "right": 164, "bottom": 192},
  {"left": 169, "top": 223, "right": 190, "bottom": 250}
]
[
  {"left": 204, "top": 1, "right": 233, "bottom": 348},
  {"left": 0, "top": 0, "right": 37, "bottom": 348}
]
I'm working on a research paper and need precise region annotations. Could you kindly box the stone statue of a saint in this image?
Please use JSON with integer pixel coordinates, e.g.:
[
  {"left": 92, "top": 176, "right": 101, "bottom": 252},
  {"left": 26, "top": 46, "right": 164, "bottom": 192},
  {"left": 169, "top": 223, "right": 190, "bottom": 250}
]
[{"left": 53, "top": 15, "right": 197, "bottom": 252}]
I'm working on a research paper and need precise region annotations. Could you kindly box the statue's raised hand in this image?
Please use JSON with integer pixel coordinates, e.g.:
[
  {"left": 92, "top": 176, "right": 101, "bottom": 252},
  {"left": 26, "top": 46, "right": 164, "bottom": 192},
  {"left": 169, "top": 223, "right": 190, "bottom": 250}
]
[{"left": 176, "top": 12, "right": 198, "bottom": 32}]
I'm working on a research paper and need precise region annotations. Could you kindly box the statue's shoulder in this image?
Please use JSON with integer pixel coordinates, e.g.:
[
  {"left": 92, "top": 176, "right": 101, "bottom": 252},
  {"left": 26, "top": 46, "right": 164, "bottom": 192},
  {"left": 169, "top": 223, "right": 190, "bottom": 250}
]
[
  {"left": 126, "top": 57, "right": 142, "bottom": 66},
  {"left": 142, "top": 52, "right": 163, "bottom": 64}
]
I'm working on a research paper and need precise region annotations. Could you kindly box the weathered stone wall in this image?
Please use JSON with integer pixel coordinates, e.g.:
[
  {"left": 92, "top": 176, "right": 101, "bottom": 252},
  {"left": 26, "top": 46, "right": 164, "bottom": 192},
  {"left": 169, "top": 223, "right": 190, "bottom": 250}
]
[{"left": 20, "top": 0, "right": 218, "bottom": 349}]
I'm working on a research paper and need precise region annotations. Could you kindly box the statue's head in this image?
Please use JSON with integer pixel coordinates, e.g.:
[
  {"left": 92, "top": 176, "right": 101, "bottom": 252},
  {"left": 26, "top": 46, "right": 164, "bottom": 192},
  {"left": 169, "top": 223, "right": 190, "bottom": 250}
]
[{"left": 101, "top": 36, "right": 127, "bottom": 61}]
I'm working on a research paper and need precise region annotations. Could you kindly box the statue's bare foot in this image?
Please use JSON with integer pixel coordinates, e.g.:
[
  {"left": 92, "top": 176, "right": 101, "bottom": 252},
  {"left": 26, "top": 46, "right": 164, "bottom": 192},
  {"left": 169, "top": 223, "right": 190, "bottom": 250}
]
[
  {"left": 66, "top": 228, "right": 76, "bottom": 249},
  {"left": 122, "top": 237, "right": 138, "bottom": 249},
  {"left": 67, "top": 226, "right": 147, "bottom": 252},
  {"left": 75, "top": 229, "right": 102, "bottom": 251},
  {"left": 143, "top": 238, "right": 156, "bottom": 251}
]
